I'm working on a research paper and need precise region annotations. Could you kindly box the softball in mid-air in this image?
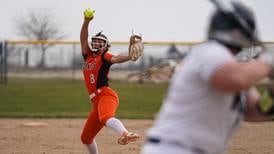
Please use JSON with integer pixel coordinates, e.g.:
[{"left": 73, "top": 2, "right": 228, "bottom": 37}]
[{"left": 84, "top": 8, "right": 95, "bottom": 19}]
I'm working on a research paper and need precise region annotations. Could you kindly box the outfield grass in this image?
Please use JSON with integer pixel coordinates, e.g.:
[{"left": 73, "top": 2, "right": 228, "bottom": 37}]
[{"left": 0, "top": 78, "right": 168, "bottom": 119}]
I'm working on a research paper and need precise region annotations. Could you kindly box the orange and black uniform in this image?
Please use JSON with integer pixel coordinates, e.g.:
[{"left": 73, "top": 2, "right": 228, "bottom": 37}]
[{"left": 81, "top": 51, "right": 119, "bottom": 145}]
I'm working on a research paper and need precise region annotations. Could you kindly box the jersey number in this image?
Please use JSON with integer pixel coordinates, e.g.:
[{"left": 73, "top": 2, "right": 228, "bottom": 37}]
[{"left": 90, "top": 74, "right": 95, "bottom": 84}]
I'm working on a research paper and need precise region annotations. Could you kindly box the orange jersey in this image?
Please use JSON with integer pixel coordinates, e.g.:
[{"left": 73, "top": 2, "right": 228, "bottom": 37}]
[{"left": 82, "top": 51, "right": 113, "bottom": 94}]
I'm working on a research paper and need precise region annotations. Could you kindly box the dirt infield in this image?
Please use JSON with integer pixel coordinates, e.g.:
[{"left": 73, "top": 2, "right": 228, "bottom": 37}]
[{"left": 0, "top": 119, "right": 273, "bottom": 154}]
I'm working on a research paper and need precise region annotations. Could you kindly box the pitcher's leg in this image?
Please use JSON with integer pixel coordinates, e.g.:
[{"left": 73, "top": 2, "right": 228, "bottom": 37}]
[
  {"left": 81, "top": 109, "right": 103, "bottom": 145},
  {"left": 105, "top": 117, "right": 127, "bottom": 135},
  {"left": 97, "top": 94, "right": 119, "bottom": 125},
  {"left": 85, "top": 139, "right": 98, "bottom": 154},
  {"left": 98, "top": 94, "right": 139, "bottom": 145}
]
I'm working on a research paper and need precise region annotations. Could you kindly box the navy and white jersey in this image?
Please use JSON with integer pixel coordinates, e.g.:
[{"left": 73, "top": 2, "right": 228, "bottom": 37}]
[{"left": 145, "top": 41, "right": 246, "bottom": 153}]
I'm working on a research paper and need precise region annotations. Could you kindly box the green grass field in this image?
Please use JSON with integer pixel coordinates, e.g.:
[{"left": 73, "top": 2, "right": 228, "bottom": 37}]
[{"left": 0, "top": 78, "right": 169, "bottom": 119}]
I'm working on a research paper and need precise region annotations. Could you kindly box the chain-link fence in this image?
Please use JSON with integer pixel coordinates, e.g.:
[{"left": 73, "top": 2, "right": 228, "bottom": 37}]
[
  {"left": 3, "top": 41, "right": 194, "bottom": 82},
  {"left": 3, "top": 40, "right": 274, "bottom": 83}
]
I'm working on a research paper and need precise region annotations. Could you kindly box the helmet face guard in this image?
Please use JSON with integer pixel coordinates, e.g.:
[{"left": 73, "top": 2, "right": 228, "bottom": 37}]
[
  {"left": 89, "top": 32, "right": 110, "bottom": 54},
  {"left": 208, "top": 1, "right": 259, "bottom": 49}
]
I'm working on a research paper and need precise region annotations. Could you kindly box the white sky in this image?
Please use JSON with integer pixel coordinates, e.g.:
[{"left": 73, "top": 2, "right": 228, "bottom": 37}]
[{"left": 0, "top": 0, "right": 274, "bottom": 42}]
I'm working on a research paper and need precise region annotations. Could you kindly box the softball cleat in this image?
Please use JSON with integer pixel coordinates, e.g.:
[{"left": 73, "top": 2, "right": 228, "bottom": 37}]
[{"left": 118, "top": 132, "right": 139, "bottom": 145}]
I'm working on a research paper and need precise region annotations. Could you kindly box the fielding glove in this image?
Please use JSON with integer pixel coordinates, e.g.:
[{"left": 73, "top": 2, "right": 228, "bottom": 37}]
[{"left": 128, "top": 34, "right": 144, "bottom": 61}]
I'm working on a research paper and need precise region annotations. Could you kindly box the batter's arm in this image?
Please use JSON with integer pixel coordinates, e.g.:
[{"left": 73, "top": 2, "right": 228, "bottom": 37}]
[{"left": 210, "top": 60, "right": 271, "bottom": 92}]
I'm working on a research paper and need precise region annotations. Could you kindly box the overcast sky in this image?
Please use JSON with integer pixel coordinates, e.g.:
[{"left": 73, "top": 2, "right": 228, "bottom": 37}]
[{"left": 0, "top": 0, "right": 274, "bottom": 42}]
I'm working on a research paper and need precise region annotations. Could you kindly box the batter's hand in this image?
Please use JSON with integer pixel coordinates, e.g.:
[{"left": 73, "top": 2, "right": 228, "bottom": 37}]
[
  {"left": 257, "top": 83, "right": 274, "bottom": 117},
  {"left": 84, "top": 8, "right": 95, "bottom": 20}
]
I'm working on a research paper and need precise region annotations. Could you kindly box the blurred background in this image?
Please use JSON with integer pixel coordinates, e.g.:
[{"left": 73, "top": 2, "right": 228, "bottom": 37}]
[{"left": 0, "top": 0, "right": 274, "bottom": 118}]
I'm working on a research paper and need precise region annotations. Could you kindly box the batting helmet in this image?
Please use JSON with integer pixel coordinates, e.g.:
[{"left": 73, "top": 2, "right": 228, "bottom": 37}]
[
  {"left": 89, "top": 31, "right": 110, "bottom": 53},
  {"left": 208, "top": 1, "right": 259, "bottom": 50}
]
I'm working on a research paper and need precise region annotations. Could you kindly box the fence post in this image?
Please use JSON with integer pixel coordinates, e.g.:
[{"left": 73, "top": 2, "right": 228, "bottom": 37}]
[
  {"left": 0, "top": 41, "right": 2, "bottom": 84},
  {"left": 0, "top": 41, "right": 8, "bottom": 84},
  {"left": 24, "top": 48, "right": 29, "bottom": 68},
  {"left": 71, "top": 43, "right": 76, "bottom": 82},
  {"left": 140, "top": 55, "right": 145, "bottom": 71},
  {"left": 4, "top": 41, "right": 7, "bottom": 83}
]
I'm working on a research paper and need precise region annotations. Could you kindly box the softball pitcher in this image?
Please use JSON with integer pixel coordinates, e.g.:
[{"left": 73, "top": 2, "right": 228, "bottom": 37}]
[{"left": 80, "top": 8, "right": 143, "bottom": 154}]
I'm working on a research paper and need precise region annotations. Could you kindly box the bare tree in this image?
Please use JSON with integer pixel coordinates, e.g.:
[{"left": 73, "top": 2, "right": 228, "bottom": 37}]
[{"left": 15, "top": 7, "right": 66, "bottom": 68}]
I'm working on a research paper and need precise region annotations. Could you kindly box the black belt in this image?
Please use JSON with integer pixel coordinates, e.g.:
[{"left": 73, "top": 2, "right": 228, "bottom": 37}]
[{"left": 147, "top": 137, "right": 207, "bottom": 154}]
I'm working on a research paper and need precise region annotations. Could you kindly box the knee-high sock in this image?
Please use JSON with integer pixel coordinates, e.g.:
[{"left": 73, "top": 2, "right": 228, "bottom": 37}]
[
  {"left": 105, "top": 117, "right": 128, "bottom": 135},
  {"left": 86, "top": 140, "right": 98, "bottom": 154}
]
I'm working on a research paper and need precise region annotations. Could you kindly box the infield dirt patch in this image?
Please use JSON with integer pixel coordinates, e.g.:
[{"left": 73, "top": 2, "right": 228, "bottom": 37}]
[{"left": 0, "top": 119, "right": 273, "bottom": 154}]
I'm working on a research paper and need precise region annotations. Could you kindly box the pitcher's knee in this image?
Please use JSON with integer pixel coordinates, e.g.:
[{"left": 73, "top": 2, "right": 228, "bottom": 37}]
[
  {"left": 81, "top": 134, "right": 93, "bottom": 145},
  {"left": 99, "top": 114, "right": 112, "bottom": 125}
]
